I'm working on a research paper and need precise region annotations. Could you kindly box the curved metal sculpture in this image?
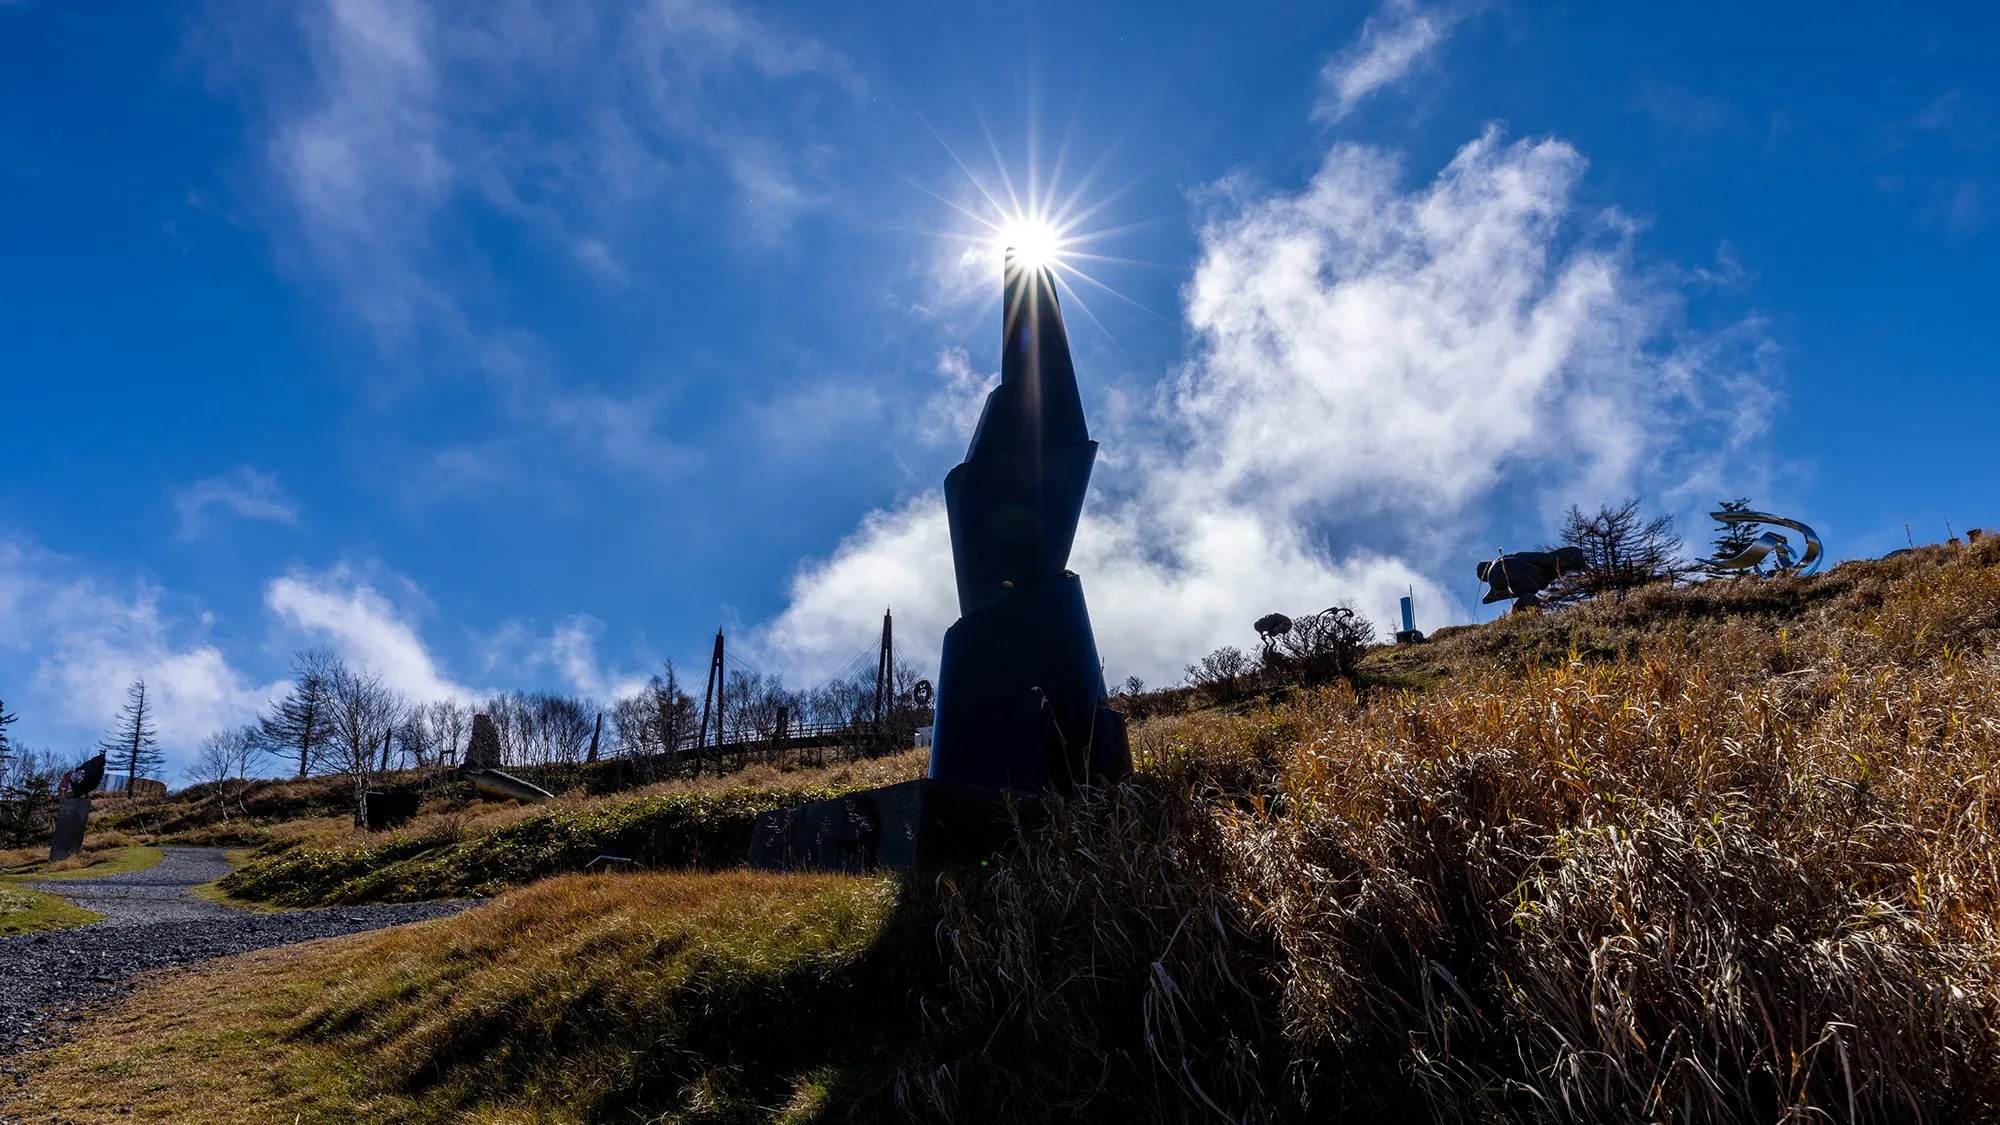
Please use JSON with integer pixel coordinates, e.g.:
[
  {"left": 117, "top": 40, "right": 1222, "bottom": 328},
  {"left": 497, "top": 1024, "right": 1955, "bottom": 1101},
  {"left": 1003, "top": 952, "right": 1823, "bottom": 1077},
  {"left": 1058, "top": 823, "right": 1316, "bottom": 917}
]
[
  {"left": 1710, "top": 510, "right": 1822, "bottom": 577},
  {"left": 927, "top": 251, "right": 1132, "bottom": 793},
  {"left": 1478, "top": 547, "right": 1587, "bottom": 612}
]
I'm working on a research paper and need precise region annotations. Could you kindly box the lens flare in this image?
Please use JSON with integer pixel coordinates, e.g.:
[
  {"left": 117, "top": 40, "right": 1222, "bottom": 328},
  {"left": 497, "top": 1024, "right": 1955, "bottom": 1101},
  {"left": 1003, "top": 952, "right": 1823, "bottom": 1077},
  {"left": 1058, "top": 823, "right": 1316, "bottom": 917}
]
[{"left": 996, "top": 216, "right": 1063, "bottom": 270}]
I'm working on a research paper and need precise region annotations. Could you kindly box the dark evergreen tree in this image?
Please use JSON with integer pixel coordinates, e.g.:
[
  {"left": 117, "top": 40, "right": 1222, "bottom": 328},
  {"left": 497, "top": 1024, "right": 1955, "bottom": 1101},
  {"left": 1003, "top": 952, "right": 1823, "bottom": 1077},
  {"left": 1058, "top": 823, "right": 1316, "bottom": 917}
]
[
  {"left": 100, "top": 677, "right": 164, "bottom": 787},
  {"left": 1708, "top": 498, "right": 1763, "bottom": 576}
]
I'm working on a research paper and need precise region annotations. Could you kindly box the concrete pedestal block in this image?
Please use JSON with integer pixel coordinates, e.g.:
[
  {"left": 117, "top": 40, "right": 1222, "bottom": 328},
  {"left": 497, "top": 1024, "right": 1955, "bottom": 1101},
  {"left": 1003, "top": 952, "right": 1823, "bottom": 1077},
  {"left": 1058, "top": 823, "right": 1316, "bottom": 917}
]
[
  {"left": 49, "top": 796, "right": 91, "bottom": 862},
  {"left": 747, "top": 778, "right": 1040, "bottom": 874}
]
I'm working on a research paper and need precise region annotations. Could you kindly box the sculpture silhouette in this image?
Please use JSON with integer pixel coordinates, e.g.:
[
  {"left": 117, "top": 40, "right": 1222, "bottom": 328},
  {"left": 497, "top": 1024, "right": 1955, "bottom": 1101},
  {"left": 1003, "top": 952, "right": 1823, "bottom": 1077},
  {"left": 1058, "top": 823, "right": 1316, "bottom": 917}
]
[
  {"left": 927, "top": 252, "right": 1132, "bottom": 793},
  {"left": 1478, "top": 547, "right": 1587, "bottom": 612},
  {"left": 1709, "top": 510, "right": 1823, "bottom": 576},
  {"left": 56, "top": 752, "right": 106, "bottom": 799},
  {"left": 1254, "top": 612, "right": 1294, "bottom": 651}
]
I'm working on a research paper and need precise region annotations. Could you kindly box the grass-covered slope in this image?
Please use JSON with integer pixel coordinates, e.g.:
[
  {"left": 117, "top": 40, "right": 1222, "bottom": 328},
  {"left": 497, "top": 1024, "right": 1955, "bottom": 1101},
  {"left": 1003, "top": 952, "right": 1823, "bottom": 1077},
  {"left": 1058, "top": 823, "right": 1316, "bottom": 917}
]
[
  {"left": 9, "top": 871, "right": 929, "bottom": 1124},
  {"left": 13, "top": 543, "right": 2000, "bottom": 1123},
  {"left": 218, "top": 750, "right": 928, "bottom": 907}
]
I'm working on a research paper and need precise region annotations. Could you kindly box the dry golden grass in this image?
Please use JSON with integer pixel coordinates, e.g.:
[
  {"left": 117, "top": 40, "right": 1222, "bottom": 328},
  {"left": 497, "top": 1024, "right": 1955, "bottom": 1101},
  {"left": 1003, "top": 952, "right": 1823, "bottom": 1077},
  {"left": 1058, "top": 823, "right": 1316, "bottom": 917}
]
[
  {"left": 0, "top": 844, "right": 49, "bottom": 870},
  {"left": 7, "top": 870, "right": 910, "bottom": 1124},
  {"left": 903, "top": 543, "right": 2000, "bottom": 1123}
]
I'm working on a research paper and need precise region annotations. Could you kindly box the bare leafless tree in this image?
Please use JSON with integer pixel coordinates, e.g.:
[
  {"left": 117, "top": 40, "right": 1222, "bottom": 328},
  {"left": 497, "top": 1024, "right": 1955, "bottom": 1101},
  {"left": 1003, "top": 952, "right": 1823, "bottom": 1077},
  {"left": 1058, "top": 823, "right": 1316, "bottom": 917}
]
[
  {"left": 1266, "top": 604, "right": 1376, "bottom": 687},
  {"left": 724, "top": 670, "right": 797, "bottom": 745},
  {"left": 188, "top": 728, "right": 249, "bottom": 792},
  {"left": 324, "top": 662, "right": 403, "bottom": 807},
  {"left": 653, "top": 663, "right": 694, "bottom": 754},
  {"left": 425, "top": 699, "right": 470, "bottom": 767},
  {"left": 1185, "top": 646, "right": 1256, "bottom": 705},
  {"left": 612, "top": 665, "right": 696, "bottom": 781},
  {"left": 536, "top": 693, "right": 596, "bottom": 765},
  {"left": 0, "top": 694, "right": 16, "bottom": 781}
]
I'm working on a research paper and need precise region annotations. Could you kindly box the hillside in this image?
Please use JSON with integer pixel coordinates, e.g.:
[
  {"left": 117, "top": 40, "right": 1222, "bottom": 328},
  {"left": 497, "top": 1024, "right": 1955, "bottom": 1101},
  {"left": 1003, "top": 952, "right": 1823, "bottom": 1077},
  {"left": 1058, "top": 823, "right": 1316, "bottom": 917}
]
[{"left": 10, "top": 539, "right": 2000, "bottom": 1123}]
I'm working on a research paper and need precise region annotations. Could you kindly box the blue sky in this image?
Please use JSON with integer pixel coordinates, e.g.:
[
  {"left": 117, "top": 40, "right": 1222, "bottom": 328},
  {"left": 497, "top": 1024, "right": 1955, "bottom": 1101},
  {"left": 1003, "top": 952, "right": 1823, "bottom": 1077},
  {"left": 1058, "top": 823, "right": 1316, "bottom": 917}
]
[{"left": 3, "top": 0, "right": 1995, "bottom": 773}]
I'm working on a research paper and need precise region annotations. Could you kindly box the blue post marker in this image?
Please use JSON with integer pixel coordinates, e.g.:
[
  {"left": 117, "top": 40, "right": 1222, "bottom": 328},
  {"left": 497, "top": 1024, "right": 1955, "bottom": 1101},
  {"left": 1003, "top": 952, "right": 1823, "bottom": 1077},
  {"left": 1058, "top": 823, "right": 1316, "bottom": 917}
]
[{"left": 1395, "top": 588, "right": 1425, "bottom": 644}]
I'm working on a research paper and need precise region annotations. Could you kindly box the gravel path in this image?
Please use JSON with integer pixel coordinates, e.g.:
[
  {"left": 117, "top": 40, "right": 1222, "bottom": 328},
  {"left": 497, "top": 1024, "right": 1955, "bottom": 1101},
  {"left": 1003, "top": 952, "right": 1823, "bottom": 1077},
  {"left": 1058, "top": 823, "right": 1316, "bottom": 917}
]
[{"left": 0, "top": 847, "right": 471, "bottom": 1065}]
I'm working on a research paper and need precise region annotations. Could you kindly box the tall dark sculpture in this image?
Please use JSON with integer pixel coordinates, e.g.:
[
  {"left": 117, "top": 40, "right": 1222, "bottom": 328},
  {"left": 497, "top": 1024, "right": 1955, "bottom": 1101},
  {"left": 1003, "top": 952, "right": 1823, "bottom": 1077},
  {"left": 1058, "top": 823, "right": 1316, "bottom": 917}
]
[
  {"left": 926, "top": 252, "right": 1132, "bottom": 793},
  {"left": 49, "top": 752, "right": 106, "bottom": 862}
]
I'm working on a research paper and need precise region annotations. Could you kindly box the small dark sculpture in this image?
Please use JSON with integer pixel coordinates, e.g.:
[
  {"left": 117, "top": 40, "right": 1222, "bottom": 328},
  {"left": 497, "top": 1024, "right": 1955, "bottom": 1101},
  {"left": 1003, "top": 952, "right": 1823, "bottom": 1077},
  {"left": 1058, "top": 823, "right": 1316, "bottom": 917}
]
[
  {"left": 1478, "top": 547, "right": 1587, "bottom": 612},
  {"left": 1254, "top": 613, "right": 1294, "bottom": 650},
  {"left": 927, "top": 251, "right": 1131, "bottom": 793},
  {"left": 1258, "top": 606, "right": 1372, "bottom": 687},
  {"left": 912, "top": 679, "right": 935, "bottom": 708},
  {"left": 358, "top": 787, "right": 422, "bottom": 831},
  {"left": 56, "top": 752, "right": 106, "bottom": 800}
]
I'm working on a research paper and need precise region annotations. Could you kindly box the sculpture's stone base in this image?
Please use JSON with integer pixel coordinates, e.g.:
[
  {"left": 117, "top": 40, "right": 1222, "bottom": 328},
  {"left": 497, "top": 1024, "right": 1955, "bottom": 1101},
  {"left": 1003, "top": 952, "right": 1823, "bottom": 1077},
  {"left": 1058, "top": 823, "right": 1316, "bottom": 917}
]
[
  {"left": 50, "top": 796, "right": 91, "bottom": 862},
  {"left": 1394, "top": 629, "right": 1427, "bottom": 644},
  {"left": 747, "top": 778, "right": 1039, "bottom": 874}
]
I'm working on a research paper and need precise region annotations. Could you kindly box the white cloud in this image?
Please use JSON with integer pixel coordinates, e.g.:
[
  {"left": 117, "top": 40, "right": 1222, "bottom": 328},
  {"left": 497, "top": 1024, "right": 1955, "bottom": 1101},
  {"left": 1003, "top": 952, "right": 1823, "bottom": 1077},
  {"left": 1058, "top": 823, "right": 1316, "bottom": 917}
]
[
  {"left": 0, "top": 535, "right": 666, "bottom": 771},
  {"left": 209, "top": 0, "right": 852, "bottom": 336},
  {"left": 758, "top": 127, "right": 1774, "bottom": 687},
  {"left": 172, "top": 466, "right": 300, "bottom": 538},
  {"left": 916, "top": 348, "right": 998, "bottom": 447},
  {"left": 530, "top": 615, "right": 653, "bottom": 701},
  {"left": 1316, "top": 0, "right": 1475, "bottom": 123},
  {"left": 195, "top": 0, "right": 854, "bottom": 499},
  {"left": 0, "top": 539, "right": 279, "bottom": 763},
  {"left": 263, "top": 570, "right": 655, "bottom": 706},
  {"left": 264, "top": 566, "right": 471, "bottom": 702}
]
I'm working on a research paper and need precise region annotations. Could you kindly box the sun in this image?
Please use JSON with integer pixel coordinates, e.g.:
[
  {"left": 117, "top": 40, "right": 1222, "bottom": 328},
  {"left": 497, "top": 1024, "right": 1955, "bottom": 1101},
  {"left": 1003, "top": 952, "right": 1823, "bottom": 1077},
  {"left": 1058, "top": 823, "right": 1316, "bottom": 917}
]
[{"left": 995, "top": 215, "right": 1064, "bottom": 271}]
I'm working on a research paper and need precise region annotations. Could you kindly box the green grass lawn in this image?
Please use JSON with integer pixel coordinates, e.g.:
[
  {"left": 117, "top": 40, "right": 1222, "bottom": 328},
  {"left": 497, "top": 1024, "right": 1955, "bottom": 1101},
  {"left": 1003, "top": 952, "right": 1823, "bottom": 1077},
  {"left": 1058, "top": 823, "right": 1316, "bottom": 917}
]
[
  {"left": 189, "top": 852, "right": 293, "bottom": 913},
  {"left": 8, "top": 870, "right": 933, "bottom": 1123},
  {"left": 2, "top": 845, "right": 165, "bottom": 883},
  {"left": 0, "top": 884, "right": 105, "bottom": 935}
]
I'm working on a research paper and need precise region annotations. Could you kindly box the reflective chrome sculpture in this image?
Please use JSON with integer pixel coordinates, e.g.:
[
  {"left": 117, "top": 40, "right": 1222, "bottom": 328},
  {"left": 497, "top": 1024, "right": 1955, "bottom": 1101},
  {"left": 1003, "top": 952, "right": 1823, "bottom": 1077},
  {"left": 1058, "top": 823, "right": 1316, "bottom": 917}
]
[
  {"left": 927, "top": 251, "right": 1131, "bottom": 793},
  {"left": 1710, "top": 510, "right": 1823, "bottom": 576}
]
